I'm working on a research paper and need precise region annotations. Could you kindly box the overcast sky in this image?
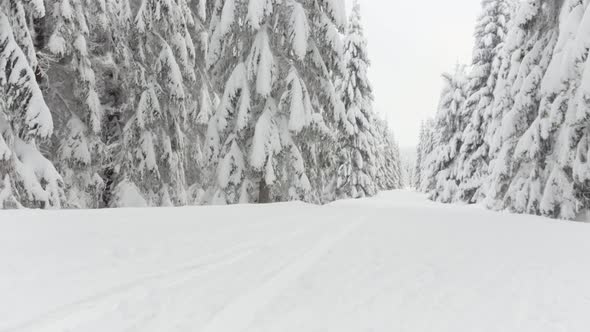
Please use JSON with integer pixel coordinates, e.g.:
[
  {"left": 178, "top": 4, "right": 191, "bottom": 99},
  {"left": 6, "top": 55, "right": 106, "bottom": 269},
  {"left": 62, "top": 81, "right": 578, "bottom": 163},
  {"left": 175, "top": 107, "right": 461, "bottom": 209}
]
[{"left": 345, "top": 0, "right": 482, "bottom": 148}]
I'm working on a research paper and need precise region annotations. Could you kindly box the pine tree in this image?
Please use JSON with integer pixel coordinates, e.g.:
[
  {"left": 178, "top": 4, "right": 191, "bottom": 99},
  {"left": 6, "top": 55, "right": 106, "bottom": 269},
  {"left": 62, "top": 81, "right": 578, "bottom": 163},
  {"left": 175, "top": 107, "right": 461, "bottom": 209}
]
[
  {"left": 2, "top": 0, "right": 45, "bottom": 70},
  {"left": 185, "top": 0, "right": 216, "bottom": 205},
  {"left": 0, "top": 0, "right": 400, "bottom": 210},
  {"left": 420, "top": 120, "right": 436, "bottom": 192},
  {"left": 44, "top": 0, "right": 106, "bottom": 208},
  {"left": 374, "top": 118, "right": 403, "bottom": 191},
  {"left": 456, "top": 0, "right": 514, "bottom": 203},
  {"left": 423, "top": 66, "right": 468, "bottom": 202},
  {"left": 485, "top": 0, "right": 556, "bottom": 212},
  {"left": 532, "top": 0, "right": 586, "bottom": 219},
  {"left": 205, "top": 0, "right": 346, "bottom": 204},
  {"left": 86, "top": 0, "right": 134, "bottom": 208},
  {"left": 568, "top": 1, "right": 590, "bottom": 219},
  {"left": 335, "top": 0, "right": 377, "bottom": 199},
  {"left": 411, "top": 120, "right": 432, "bottom": 190},
  {"left": 108, "top": 0, "right": 214, "bottom": 207},
  {"left": 0, "top": 6, "right": 64, "bottom": 208},
  {"left": 426, "top": 0, "right": 590, "bottom": 220}
]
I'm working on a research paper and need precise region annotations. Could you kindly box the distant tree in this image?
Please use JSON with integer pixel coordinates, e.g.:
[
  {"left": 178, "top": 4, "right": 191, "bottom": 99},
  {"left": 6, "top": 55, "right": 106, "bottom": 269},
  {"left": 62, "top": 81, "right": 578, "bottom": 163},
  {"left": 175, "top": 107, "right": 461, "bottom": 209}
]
[
  {"left": 414, "top": 120, "right": 435, "bottom": 190},
  {"left": 374, "top": 118, "right": 403, "bottom": 191}
]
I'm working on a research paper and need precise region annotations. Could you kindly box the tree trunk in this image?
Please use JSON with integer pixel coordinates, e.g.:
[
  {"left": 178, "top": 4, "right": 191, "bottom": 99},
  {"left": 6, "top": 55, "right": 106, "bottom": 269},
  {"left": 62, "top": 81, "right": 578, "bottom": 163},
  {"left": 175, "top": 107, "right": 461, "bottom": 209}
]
[
  {"left": 33, "top": 15, "right": 47, "bottom": 83},
  {"left": 258, "top": 179, "right": 271, "bottom": 204}
]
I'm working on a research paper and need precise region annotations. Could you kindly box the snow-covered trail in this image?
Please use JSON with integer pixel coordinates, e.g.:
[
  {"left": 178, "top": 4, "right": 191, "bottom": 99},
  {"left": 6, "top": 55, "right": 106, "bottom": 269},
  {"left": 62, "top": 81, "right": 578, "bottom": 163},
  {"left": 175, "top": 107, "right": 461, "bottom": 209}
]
[{"left": 2, "top": 191, "right": 590, "bottom": 332}]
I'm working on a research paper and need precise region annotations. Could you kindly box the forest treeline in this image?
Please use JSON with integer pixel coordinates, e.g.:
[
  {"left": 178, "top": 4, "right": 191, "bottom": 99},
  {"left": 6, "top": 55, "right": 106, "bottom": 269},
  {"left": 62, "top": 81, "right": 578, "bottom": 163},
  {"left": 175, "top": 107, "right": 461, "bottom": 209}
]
[
  {"left": 0, "top": 0, "right": 403, "bottom": 209},
  {"left": 416, "top": 0, "right": 590, "bottom": 220}
]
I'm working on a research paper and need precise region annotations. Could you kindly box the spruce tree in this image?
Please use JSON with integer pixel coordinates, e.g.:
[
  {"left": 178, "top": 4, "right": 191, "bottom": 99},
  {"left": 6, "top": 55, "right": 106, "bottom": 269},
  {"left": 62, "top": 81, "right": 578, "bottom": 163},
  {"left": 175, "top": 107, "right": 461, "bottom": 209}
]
[
  {"left": 484, "top": 0, "right": 556, "bottom": 212},
  {"left": 108, "top": 0, "right": 213, "bottom": 207},
  {"left": 532, "top": 0, "right": 585, "bottom": 219},
  {"left": 335, "top": 0, "right": 377, "bottom": 199},
  {"left": 205, "top": 0, "right": 346, "bottom": 204},
  {"left": 417, "top": 0, "right": 590, "bottom": 220},
  {"left": 568, "top": 1, "right": 590, "bottom": 219},
  {"left": 374, "top": 118, "right": 403, "bottom": 191},
  {"left": 423, "top": 66, "right": 468, "bottom": 202},
  {"left": 456, "top": 0, "right": 514, "bottom": 203},
  {"left": 414, "top": 119, "right": 435, "bottom": 191},
  {"left": 44, "top": 0, "right": 106, "bottom": 208},
  {"left": 0, "top": 6, "right": 64, "bottom": 208}
]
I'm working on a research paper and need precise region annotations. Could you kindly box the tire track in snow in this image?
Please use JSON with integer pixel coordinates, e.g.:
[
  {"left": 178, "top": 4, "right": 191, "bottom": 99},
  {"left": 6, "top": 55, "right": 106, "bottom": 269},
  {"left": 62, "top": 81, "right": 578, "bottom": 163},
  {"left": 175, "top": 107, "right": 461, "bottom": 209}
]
[{"left": 200, "top": 218, "right": 364, "bottom": 332}]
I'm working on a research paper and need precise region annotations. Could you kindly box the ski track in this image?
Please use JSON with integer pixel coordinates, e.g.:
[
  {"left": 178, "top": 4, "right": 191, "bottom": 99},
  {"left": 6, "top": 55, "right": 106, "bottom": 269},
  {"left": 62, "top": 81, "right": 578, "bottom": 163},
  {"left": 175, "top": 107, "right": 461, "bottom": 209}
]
[
  {"left": 2, "top": 191, "right": 590, "bottom": 332},
  {"left": 200, "top": 218, "right": 364, "bottom": 332},
  {"left": 1, "top": 225, "right": 315, "bottom": 332},
  {"left": 2, "top": 245, "right": 259, "bottom": 332}
]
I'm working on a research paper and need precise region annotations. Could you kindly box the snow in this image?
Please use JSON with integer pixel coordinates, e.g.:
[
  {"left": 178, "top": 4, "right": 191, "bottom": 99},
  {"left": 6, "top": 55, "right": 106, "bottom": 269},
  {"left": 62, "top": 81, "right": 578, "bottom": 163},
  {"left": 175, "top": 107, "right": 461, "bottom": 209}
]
[
  {"left": 196, "top": 0, "right": 206, "bottom": 21},
  {"left": 217, "top": 139, "right": 245, "bottom": 190},
  {"left": 2, "top": 191, "right": 590, "bottom": 332},
  {"left": 219, "top": 0, "right": 236, "bottom": 36},
  {"left": 216, "top": 63, "right": 250, "bottom": 133},
  {"left": 247, "top": 0, "right": 272, "bottom": 30},
  {"left": 28, "top": 0, "right": 46, "bottom": 17},
  {"left": 0, "top": 12, "right": 53, "bottom": 140},
  {"left": 60, "top": 117, "right": 91, "bottom": 165},
  {"left": 247, "top": 29, "right": 274, "bottom": 97},
  {"left": 112, "top": 180, "right": 148, "bottom": 208},
  {"left": 285, "top": 69, "right": 311, "bottom": 133},
  {"left": 138, "top": 132, "right": 158, "bottom": 172},
  {"left": 289, "top": 3, "right": 309, "bottom": 60},
  {"left": 59, "top": 0, "right": 74, "bottom": 21},
  {"left": 158, "top": 44, "right": 186, "bottom": 101},
  {"left": 250, "top": 100, "right": 278, "bottom": 170},
  {"left": 13, "top": 139, "right": 63, "bottom": 208},
  {"left": 323, "top": 0, "right": 347, "bottom": 29}
]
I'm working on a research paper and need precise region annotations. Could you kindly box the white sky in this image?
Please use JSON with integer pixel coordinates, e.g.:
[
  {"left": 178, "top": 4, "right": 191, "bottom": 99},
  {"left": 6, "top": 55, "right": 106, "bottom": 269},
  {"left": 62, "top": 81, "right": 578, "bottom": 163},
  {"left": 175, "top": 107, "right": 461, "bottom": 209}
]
[{"left": 345, "top": 0, "right": 481, "bottom": 148}]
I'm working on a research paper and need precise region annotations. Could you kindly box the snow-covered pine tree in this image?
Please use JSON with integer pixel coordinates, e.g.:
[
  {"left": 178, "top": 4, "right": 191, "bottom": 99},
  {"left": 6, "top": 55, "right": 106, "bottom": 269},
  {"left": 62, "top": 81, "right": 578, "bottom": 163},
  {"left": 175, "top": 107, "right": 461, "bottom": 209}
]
[
  {"left": 485, "top": 0, "right": 557, "bottom": 212},
  {"left": 0, "top": 6, "right": 64, "bottom": 208},
  {"left": 374, "top": 117, "right": 403, "bottom": 191},
  {"left": 411, "top": 119, "right": 433, "bottom": 190},
  {"left": 521, "top": 0, "right": 587, "bottom": 219},
  {"left": 414, "top": 124, "right": 423, "bottom": 190},
  {"left": 456, "top": 0, "right": 514, "bottom": 203},
  {"left": 420, "top": 119, "right": 436, "bottom": 192},
  {"left": 423, "top": 66, "right": 468, "bottom": 202},
  {"left": 2, "top": 0, "right": 44, "bottom": 70},
  {"left": 427, "top": 0, "right": 590, "bottom": 220},
  {"left": 43, "top": 0, "right": 107, "bottom": 208},
  {"left": 184, "top": 0, "right": 216, "bottom": 205},
  {"left": 82, "top": 0, "right": 135, "bottom": 208},
  {"left": 334, "top": 0, "right": 378, "bottom": 199},
  {"left": 108, "top": 0, "right": 213, "bottom": 207},
  {"left": 567, "top": 1, "right": 590, "bottom": 219},
  {"left": 205, "top": 0, "right": 346, "bottom": 204}
]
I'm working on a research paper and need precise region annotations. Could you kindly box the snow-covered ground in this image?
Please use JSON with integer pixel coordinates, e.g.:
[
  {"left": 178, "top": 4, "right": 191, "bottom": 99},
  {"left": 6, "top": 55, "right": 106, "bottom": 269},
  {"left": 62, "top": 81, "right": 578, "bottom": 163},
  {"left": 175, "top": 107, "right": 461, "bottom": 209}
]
[{"left": 2, "top": 191, "right": 590, "bottom": 332}]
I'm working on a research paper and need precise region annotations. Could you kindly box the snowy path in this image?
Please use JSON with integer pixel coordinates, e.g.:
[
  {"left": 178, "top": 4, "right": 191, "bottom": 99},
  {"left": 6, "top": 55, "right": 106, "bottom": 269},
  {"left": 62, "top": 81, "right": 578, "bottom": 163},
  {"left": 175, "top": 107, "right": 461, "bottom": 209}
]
[
  {"left": 201, "top": 218, "right": 363, "bottom": 332},
  {"left": 2, "top": 191, "right": 590, "bottom": 332}
]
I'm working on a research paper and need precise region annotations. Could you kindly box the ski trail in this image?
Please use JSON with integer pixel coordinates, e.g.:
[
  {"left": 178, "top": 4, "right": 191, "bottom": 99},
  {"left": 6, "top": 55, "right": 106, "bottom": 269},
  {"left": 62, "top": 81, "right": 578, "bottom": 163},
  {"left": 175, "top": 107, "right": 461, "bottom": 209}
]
[
  {"left": 201, "top": 218, "right": 364, "bottom": 332},
  {"left": 2, "top": 245, "right": 259, "bottom": 332},
  {"left": 2, "top": 226, "right": 315, "bottom": 332}
]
